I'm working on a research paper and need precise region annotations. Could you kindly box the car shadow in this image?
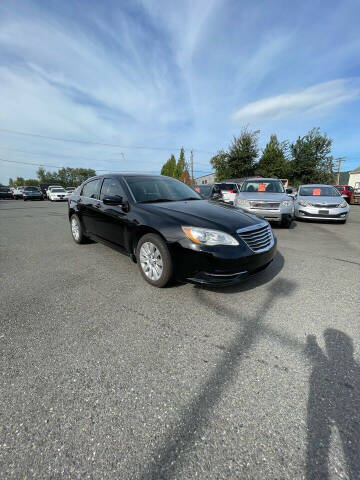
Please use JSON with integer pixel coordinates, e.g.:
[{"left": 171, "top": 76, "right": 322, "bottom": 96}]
[{"left": 305, "top": 330, "right": 360, "bottom": 479}]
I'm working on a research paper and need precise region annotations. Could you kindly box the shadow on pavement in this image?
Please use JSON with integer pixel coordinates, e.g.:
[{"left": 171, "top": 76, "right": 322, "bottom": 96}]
[
  {"left": 139, "top": 276, "right": 297, "bottom": 479},
  {"left": 305, "top": 330, "right": 360, "bottom": 479}
]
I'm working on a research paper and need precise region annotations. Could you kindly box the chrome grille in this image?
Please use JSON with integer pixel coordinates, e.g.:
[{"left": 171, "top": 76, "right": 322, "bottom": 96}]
[
  {"left": 310, "top": 203, "right": 339, "bottom": 208},
  {"left": 250, "top": 201, "right": 280, "bottom": 210},
  {"left": 237, "top": 224, "right": 274, "bottom": 252}
]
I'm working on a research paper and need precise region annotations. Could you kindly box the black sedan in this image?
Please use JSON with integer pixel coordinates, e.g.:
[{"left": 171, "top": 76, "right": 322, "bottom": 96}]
[
  {"left": 68, "top": 174, "right": 276, "bottom": 287},
  {"left": 23, "top": 186, "right": 44, "bottom": 201}
]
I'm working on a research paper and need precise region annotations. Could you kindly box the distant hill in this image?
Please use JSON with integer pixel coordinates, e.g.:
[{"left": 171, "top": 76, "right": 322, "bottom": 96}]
[{"left": 339, "top": 171, "right": 350, "bottom": 185}]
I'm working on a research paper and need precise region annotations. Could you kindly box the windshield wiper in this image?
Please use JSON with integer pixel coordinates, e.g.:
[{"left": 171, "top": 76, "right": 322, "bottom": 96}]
[
  {"left": 181, "top": 197, "right": 202, "bottom": 201},
  {"left": 138, "top": 198, "right": 174, "bottom": 204}
]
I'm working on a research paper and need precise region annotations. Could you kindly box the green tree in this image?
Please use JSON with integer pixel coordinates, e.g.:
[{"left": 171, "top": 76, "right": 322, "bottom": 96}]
[
  {"left": 36, "top": 167, "right": 96, "bottom": 187},
  {"left": 14, "top": 177, "right": 25, "bottom": 186},
  {"left": 210, "top": 150, "right": 231, "bottom": 181},
  {"left": 24, "top": 178, "right": 40, "bottom": 186},
  {"left": 175, "top": 147, "right": 186, "bottom": 179},
  {"left": 256, "top": 134, "right": 289, "bottom": 178},
  {"left": 8, "top": 178, "right": 14, "bottom": 187},
  {"left": 288, "top": 127, "right": 334, "bottom": 185},
  {"left": 210, "top": 127, "right": 260, "bottom": 180},
  {"left": 160, "top": 154, "right": 177, "bottom": 178}
]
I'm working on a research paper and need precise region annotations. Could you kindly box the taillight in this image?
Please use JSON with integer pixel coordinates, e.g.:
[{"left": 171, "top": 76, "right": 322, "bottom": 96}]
[{"left": 228, "top": 189, "right": 234, "bottom": 193}]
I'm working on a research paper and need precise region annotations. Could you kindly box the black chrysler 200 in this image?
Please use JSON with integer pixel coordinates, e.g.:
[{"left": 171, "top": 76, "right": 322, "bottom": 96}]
[{"left": 68, "top": 174, "right": 276, "bottom": 287}]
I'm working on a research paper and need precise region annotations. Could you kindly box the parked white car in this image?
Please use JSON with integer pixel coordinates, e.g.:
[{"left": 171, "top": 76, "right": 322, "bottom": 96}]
[
  {"left": 48, "top": 187, "right": 67, "bottom": 201},
  {"left": 215, "top": 182, "right": 241, "bottom": 203},
  {"left": 294, "top": 184, "right": 349, "bottom": 223},
  {"left": 64, "top": 187, "right": 76, "bottom": 198},
  {"left": 13, "top": 186, "right": 25, "bottom": 199},
  {"left": 46, "top": 185, "right": 62, "bottom": 198}
]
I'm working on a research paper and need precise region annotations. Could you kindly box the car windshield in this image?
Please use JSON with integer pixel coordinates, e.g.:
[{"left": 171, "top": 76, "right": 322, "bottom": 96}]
[
  {"left": 125, "top": 176, "right": 202, "bottom": 203},
  {"left": 241, "top": 180, "right": 285, "bottom": 193},
  {"left": 299, "top": 186, "right": 340, "bottom": 197},
  {"left": 52, "top": 188, "right": 65, "bottom": 193},
  {"left": 66, "top": 187, "right": 75, "bottom": 191},
  {"left": 25, "top": 187, "right": 38, "bottom": 191}
]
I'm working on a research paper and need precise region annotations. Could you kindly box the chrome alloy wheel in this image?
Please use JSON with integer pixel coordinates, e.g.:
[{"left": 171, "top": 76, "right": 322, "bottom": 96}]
[
  {"left": 71, "top": 217, "right": 80, "bottom": 241},
  {"left": 140, "top": 241, "right": 163, "bottom": 281}
]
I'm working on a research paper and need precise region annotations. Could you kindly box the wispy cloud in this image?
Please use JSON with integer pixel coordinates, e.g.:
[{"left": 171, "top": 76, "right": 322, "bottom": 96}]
[
  {"left": 1, "top": 0, "right": 360, "bottom": 183},
  {"left": 231, "top": 79, "right": 360, "bottom": 122}
]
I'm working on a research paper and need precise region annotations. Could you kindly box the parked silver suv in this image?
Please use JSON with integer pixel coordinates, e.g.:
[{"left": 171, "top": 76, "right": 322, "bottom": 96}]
[{"left": 234, "top": 178, "right": 294, "bottom": 227}]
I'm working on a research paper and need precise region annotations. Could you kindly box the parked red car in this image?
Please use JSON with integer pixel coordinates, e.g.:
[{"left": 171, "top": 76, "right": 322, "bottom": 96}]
[{"left": 334, "top": 185, "right": 353, "bottom": 203}]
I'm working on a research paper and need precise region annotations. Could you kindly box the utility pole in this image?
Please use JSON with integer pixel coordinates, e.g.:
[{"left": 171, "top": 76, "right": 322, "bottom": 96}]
[
  {"left": 190, "top": 150, "right": 194, "bottom": 184},
  {"left": 335, "top": 157, "right": 346, "bottom": 185}
]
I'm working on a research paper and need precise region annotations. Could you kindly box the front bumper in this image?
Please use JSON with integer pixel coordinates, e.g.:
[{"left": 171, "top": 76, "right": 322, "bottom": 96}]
[
  {"left": 51, "top": 196, "right": 67, "bottom": 201},
  {"left": 295, "top": 205, "right": 349, "bottom": 221},
  {"left": 237, "top": 205, "right": 293, "bottom": 222},
  {"left": 172, "top": 236, "right": 277, "bottom": 286}
]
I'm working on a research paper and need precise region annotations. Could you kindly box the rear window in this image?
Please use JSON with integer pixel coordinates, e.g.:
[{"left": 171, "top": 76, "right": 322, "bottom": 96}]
[
  {"left": 0, "top": 187, "right": 10, "bottom": 192},
  {"left": 217, "top": 183, "right": 237, "bottom": 191},
  {"left": 24, "top": 187, "right": 39, "bottom": 191}
]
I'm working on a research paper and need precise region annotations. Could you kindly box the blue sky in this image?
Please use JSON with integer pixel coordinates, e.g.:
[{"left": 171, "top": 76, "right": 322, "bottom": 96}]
[{"left": 0, "top": 0, "right": 360, "bottom": 184}]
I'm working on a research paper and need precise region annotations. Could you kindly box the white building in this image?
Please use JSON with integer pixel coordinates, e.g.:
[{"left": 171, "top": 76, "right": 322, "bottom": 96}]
[
  {"left": 348, "top": 165, "right": 360, "bottom": 187},
  {"left": 195, "top": 173, "right": 216, "bottom": 185}
]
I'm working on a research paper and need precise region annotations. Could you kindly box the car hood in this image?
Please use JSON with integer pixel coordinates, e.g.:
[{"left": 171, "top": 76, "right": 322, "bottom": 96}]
[
  {"left": 297, "top": 195, "right": 342, "bottom": 204},
  {"left": 139, "top": 200, "right": 266, "bottom": 233},
  {"left": 236, "top": 192, "right": 291, "bottom": 202}
]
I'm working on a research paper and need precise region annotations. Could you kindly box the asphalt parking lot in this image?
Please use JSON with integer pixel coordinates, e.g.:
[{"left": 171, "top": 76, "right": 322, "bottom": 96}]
[{"left": 1, "top": 200, "right": 359, "bottom": 480}]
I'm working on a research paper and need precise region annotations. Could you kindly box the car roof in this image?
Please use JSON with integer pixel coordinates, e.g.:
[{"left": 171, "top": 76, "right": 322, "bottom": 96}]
[
  {"left": 243, "top": 177, "right": 281, "bottom": 181},
  {"left": 298, "top": 184, "right": 333, "bottom": 187}
]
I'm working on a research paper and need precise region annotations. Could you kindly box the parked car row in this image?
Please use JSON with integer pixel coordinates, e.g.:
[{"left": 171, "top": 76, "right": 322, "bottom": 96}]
[{"left": 1, "top": 185, "right": 77, "bottom": 200}]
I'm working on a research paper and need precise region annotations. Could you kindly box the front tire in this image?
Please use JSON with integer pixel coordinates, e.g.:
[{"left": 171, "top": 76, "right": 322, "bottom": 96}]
[
  {"left": 70, "top": 214, "right": 88, "bottom": 244},
  {"left": 136, "top": 233, "right": 173, "bottom": 287},
  {"left": 281, "top": 217, "right": 292, "bottom": 228}
]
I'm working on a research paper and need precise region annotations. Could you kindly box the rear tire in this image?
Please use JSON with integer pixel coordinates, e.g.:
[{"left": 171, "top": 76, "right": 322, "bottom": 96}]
[
  {"left": 136, "top": 233, "right": 173, "bottom": 287},
  {"left": 70, "top": 214, "right": 88, "bottom": 244}
]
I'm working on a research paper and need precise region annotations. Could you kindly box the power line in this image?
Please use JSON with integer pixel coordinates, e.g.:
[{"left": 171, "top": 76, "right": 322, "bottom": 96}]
[
  {"left": 0, "top": 145, "right": 125, "bottom": 164},
  {"left": 0, "top": 128, "right": 214, "bottom": 155},
  {"left": 0, "top": 144, "right": 212, "bottom": 168},
  {"left": 0, "top": 156, "right": 158, "bottom": 173}
]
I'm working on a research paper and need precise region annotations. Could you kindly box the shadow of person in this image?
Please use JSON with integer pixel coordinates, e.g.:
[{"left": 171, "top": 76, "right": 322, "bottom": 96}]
[{"left": 305, "top": 329, "right": 360, "bottom": 479}]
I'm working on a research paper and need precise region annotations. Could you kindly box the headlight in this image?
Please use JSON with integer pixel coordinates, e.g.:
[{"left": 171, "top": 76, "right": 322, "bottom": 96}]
[
  {"left": 182, "top": 226, "right": 239, "bottom": 246},
  {"left": 338, "top": 201, "right": 347, "bottom": 208},
  {"left": 281, "top": 200, "right": 293, "bottom": 206},
  {"left": 236, "top": 198, "right": 250, "bottom": 206},
  {"left": 298, "top": 200, "right": 310, "bottom": 207}
]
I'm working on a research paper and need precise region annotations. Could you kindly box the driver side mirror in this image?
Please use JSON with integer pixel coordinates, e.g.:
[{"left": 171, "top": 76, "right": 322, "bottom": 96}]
[{"left": 103, "top": 195, "right": 124, "bottom": 205}]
